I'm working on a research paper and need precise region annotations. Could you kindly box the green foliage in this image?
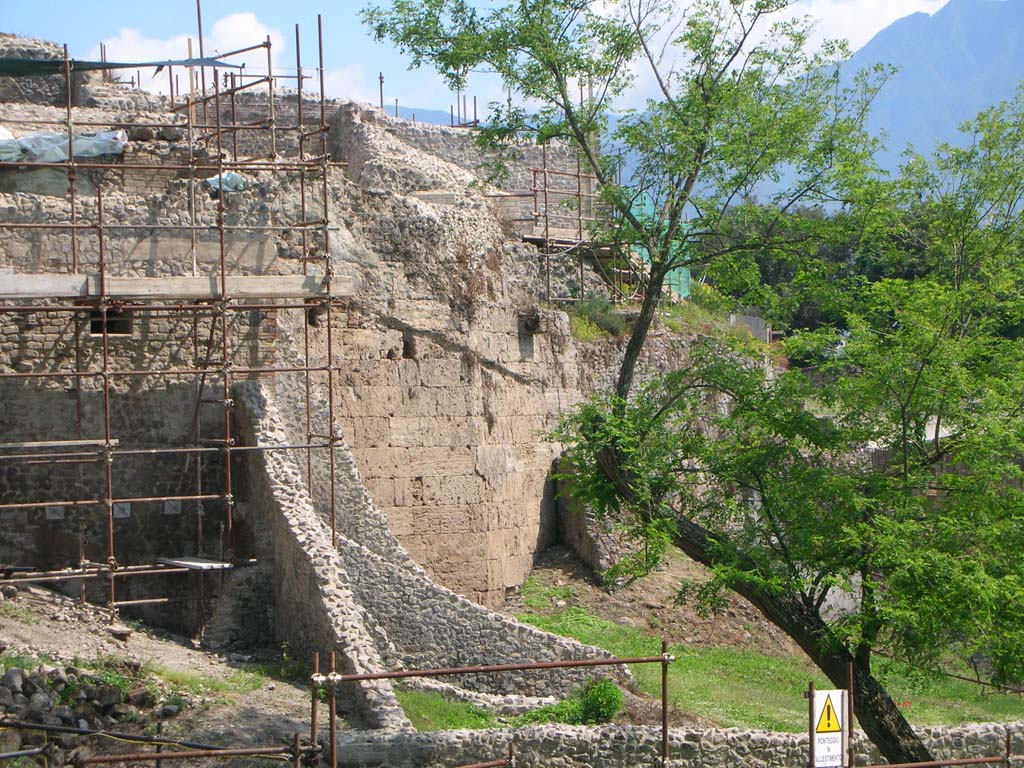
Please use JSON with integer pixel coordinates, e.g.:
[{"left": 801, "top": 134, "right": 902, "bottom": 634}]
[
  {"left": 514, "top": 677, "right": 623, "bottom": 726},
  {"left": 0, "top": 601, "right": 38, "bottom": 625},
  {"left": 0, "top": 650, "right": 51, "bottom": 670},
  {"left": 568, "top": 313, "right": 606, "bottom": 342},
  {"left": 362, "top": 0, "right": 885, "bottom": 401},
  {"left": 674, "top": 577, "right": 730, "bottom": 619},
  {"left": 520, "top": 575, "right": 575, "bottom": 611},
  {"left": 575, "top": 296, "right": 627, "bottom": 336},
  {"left": 577, "top": 677, "right": 624, "bottom": 723},
  {"left": 395, "top": 687, "right": 498, "bottom": 731},
  {"left": 566, "top": 296, "right": 627, "bottom": 340},
  {"left": 554, "top": 88, "right": 1024, "bottom": 760},
  {"left": 517, "top": 597, "right": 1024, "bottom": 731}
]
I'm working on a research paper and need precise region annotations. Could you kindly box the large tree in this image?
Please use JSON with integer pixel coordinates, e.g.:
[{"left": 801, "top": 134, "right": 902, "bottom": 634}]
[
  {"left": 554, "top": 91, "right": 1024, "bottom": 762},
  {"left": 363, "top": 0, "right": 884, "bottom": 400}
]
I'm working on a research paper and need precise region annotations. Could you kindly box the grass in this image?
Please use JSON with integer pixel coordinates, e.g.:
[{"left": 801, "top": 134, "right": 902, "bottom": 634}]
[
  {"left": 565, "top": 296, "right": 628, "bottom": 341},
  {"left": 395, "top": 687, "right": 499, "bottom": 731},
  {"left": 0, "top": 601, "right": 39, "bottom": 625},
  {"left": 151, "top": 665, "right": 266, "bottom": 697},
  {"left": 0, "top": 650, "right": 52, "bottom": 670},
  {"left": 516, "top": 576, "right": 1024, "bottom": 731}
]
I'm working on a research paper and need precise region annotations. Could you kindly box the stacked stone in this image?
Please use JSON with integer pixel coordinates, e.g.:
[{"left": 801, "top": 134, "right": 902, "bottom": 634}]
[{"left": 0, "top": 662, "right": 169, "bottom": 730}]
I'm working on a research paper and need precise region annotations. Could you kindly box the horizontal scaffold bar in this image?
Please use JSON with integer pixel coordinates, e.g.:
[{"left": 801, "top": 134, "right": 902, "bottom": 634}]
[{"left": 0, "top": 273, "right": 353, "bottom": 300}]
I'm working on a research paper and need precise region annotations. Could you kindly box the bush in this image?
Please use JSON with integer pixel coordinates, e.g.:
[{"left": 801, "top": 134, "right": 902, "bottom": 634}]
[
  {"left": 578, "top": 677, "right": 624, "bottom": 723},
  {"left": 513, "top": 677, "right": 622, "bottom": 726},
  {"left": 570, "top": 295, "right": 627, "bottom": 338},
  {"left": 688, "top": 282, "right": 733, "bottom": 314}
]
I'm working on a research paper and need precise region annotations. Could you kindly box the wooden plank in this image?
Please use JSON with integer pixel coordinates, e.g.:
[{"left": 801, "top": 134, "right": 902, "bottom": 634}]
[
  {"left": 0, "top": 273, "right": 354, "bottom": 300},
  {"left": 0, "top": 439, "right": 120, "bottom": 450},
  {"left": 157, "top": 557, "right": 234, "bottom": 571}
]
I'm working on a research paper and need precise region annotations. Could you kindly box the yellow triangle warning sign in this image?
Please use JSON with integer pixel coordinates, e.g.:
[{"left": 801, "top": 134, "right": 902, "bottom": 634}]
[{"left": 816, "top": 694, "right": 842, "bottom": 733}]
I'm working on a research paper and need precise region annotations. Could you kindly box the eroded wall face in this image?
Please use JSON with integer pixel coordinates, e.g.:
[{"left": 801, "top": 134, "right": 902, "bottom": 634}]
[{"left": 299, "top": 301, "right": 580, "bottom": 607}]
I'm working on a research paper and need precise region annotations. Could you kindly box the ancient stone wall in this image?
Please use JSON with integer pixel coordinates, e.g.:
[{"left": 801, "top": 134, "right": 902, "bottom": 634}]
[
  {"left": 338, "top": 721, "right": 1024, "bottom": 768},
  {"left": 232, "top": 382, "right": 409, "bottom": 730},
  {"left": 234, "top": 375, "right": 619, "bottom": 713}
]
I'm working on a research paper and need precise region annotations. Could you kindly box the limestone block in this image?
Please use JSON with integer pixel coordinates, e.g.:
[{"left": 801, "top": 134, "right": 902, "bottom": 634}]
[
  {"left": 362, "top": 477, "right": 396, "bottom": 507},
  {"left": 475, "top": 444, "right": 514, "bottom": 487},
  {"left": 338, "top": 359, "right": 400, "bottom": 388},
  {"left": 420, "top": 475, "right": 483, "bottom": 506},
  {"left": 339, "top": 385, "right": 404, "bottom": 418},
  {"left": 403, "top": 386, "right": 479, "bottom": 418},
  {"left": 337, "top": 328, "right": 386, "bottom": 359},
  {"left": 397, "top": 359, "right": 420, "bottom": 386},
  {"left": 511, "top": 415, "right": 547, "bottom": 444},
  {"left": 418, "top": 357, "right": 467, "bottom": 387},
  {"left": 349, "top": 416, "right": 391, "bottom": 447},
  {"left": 388, "top": 415, "right": 485, "bottom": 448}
]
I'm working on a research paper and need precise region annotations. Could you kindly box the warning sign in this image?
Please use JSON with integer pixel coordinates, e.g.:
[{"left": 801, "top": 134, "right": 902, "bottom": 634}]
[
  {"left": 816, "top": 695, "right": 841, "bottom": 733},
  {"left": 811, "top": 690, "right": 848, "bottom": 768}
]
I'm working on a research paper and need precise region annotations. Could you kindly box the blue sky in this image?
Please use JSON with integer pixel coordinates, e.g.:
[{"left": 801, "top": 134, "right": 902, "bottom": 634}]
[{"left": 3, "top": 0, "right": 951, "bottom": 112}]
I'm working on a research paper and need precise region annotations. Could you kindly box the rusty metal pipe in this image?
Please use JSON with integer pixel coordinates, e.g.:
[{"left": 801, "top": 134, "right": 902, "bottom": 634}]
[
  {"left": 79, "top": 746, "right": 293, "bottom": 764},
  {"left": 858, "top": 759, "right": 1007, "bottom": 768},
  {"left": 0, "top": 719, "right": 235, "bottom": 751},
  {"left": 333, "top": 654, "right": 665, "bottom": 683}
]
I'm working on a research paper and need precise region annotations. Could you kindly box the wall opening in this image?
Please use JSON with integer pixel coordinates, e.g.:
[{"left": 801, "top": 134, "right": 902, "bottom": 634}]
[{"left": 89, "top": 308, "right": 133, "bottom": 336}]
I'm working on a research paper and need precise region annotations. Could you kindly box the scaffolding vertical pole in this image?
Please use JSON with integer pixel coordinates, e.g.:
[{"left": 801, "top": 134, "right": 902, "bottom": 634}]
[
  {"left": 577, "top": 153, "right": 584, "bottom": 297},
  {"left": 318, "top": 14, "right": 338, "bottom": 547},
  {"left": 186, "top": 39, "right": 196, "bottom": 127},
  {"left": 63, "top": 45, "right": 78, "bottom": 273},
  {"left": 168, "top": 64, "right": 175, "bottom": 110},
  {"left": 310, "top": 653, "right": 320, "bottom": 747},
  {"left": 328, "top": 651, "right": 337, "bottom": 768},
  {"left": 96, "top": 189, "right": 117, "bottom": 606},
  {"left": 543, "top": 144, "right": 551, "bottom": 303},
  {"left": 229, "top": 73, "right": 238, "bottom": 160},
  {"left": 196, "top": 0, "right": 207, "bottom": 125},
  {"left": 267, "top": 36, "right": 277, "bottom": 159},
  {"left": 213, "top": 75, "right": 234, "bottom": 561},
  {"left": 297, "top": 23, "right": 315, "bottom": 495}
]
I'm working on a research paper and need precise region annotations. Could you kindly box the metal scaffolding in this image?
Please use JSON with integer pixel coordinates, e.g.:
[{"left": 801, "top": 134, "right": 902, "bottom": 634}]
[{"left": 0, "top": 11, "right": 346, "bottom": 621}]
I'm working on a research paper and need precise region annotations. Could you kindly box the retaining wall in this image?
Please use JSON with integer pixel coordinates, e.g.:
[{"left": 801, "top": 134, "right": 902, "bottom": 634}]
[{"left": 337, "top": 721, "right": 1024, "bottom": 768}]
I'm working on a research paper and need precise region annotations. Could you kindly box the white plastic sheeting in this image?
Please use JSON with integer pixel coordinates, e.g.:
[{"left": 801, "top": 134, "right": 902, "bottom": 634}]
[
  {"left": 0, "top": 129, "right": 128, "bottom": 163},
  {"left": 203, "top": 171, "right": 246, "bottom": 196}
]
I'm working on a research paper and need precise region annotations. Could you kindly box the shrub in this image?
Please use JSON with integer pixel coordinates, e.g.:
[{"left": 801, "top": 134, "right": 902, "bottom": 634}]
[
  {"left": 513, "top": 677, "right": 622, "bottom": 726},
  {"left": 570, "top": 295, "right": 627, "bottom": 339},
  {"left": 578, "top": 677, "right": 624, "bottom": 724}
]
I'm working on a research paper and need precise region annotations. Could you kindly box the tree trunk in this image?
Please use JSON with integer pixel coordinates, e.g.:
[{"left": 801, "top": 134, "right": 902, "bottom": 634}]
[
  {"left": 614, "top": 266, "right": 668, "bottom": 403},
  {"left": 669, "top": 515, "right": 933, "bottom": 764}
]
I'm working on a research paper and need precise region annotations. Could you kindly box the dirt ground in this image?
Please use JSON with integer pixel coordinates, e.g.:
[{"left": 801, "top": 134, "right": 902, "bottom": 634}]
[
  {"left": 2, "top": 545, "right": 803, "bottom": 744},
  {"left": 506, "top": 545, "right": 801, "bottom": 655},
  {"left": 0, "top": 586, "right": 325, "bottom": 750}
]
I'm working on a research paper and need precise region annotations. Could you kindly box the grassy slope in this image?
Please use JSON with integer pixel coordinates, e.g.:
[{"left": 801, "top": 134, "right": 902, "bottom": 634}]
[{"left": 516, "top": 572, "right": 1024, "bottom": 732}]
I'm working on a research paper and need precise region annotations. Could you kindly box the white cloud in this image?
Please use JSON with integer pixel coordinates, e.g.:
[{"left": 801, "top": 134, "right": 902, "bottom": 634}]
[
  {"left": 790, "top": 0, "right": 950, "bottom": 50},
  {"left": 89, "top": 13, "right": 286, "bottom": 94},
  {"left": 321, "top": 64, "right": 375, "bottom": 104}
]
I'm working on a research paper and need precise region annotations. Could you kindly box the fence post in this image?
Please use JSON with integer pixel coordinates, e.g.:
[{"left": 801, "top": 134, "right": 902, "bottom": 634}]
[
  {"left": 661, "top": 639, "right": 670, "bottom": 764},
  {"left": 808, "top": 681, "right": 816, "bottom": 768}
]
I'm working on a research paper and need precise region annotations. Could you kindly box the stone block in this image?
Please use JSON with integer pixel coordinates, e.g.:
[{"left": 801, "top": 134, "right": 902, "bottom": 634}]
[{"left": 418, "top": 357, "right": 466, "bottom": 387}]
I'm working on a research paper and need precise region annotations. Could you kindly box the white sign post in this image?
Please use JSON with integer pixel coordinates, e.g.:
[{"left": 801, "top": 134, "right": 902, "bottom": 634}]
[{"left": 810, "top": 687, "right": 849, "bottom": 768}]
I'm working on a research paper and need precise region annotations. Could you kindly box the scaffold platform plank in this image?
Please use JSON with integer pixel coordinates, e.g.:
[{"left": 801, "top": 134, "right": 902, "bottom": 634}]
[
  {"left": 157, "top": 557, "right": 234, "bottom": 571},
  {"left": 0, "top": 274, "right": 352, "bottom": 300}
]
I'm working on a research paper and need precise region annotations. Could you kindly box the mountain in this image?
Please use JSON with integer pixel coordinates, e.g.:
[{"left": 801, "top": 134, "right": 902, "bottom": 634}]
[{"left": 845, "top": 0, "right": 1024, "bottom": 170}]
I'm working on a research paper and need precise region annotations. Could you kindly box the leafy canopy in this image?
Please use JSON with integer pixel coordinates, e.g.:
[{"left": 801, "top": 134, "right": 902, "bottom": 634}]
[
  {"left": 555, "top": 88, "right": 1024, "bottom": 683},
  {"left": 363, "top": 0, "right": 889, "bottom": 397}
]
